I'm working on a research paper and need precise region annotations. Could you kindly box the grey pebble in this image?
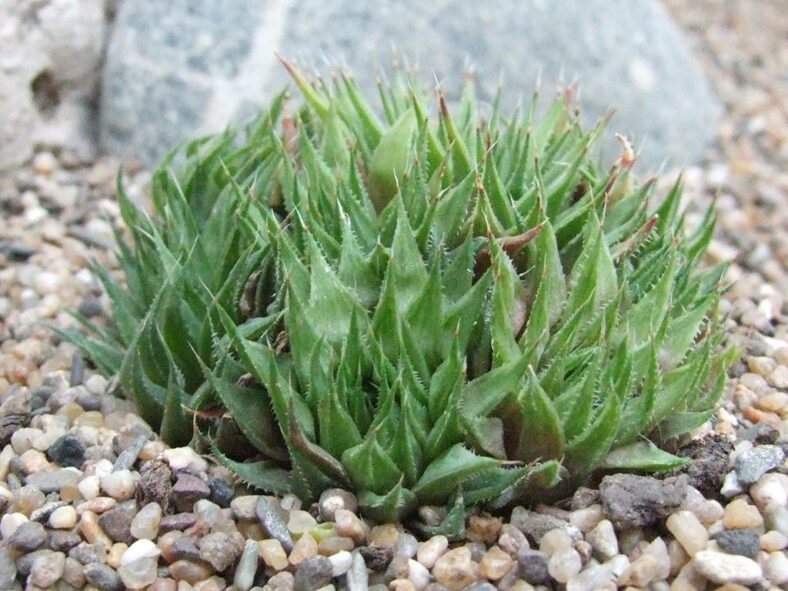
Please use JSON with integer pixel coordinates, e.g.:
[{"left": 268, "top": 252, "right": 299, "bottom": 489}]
[
  {"left": 516, "top": 548, "right": 550, "bottom": 585},
  {"left": 77, "top": 296, "right": 104, "bottom": 318},
  {"left": 599, "top": 473, "right": 688, "bottom": 529},
  {"left": 714, "top": 528, "right": 761, "bottom": 558},
  {"left": 29, "top": 386, "right": 53, "bottom": 411},
  {"left": 208, "top": 477, "right": 234, "bottom": 508},
  {"left": 0, "top": 546, "right": 17, "bottom": 589},
  {"left": 25, "top": 468, "right": 81, "bottom": 494},
  {"left": 68, "top": 542, "right": 105, "bottom": 565},
  {"left": 112, "top": 434, "right": 146, "bottom": 472},
  {"left": 84, "top": 562, "right": 124, "bottom": 591},
  {"left": 9, "top": 520, "right": 47, "bottom": 551},
  {"left": 48, "top": 529, "right": 82, "bottom": 552},
  {"left": 734, "top": 444, "right": 785, "bottom": 485},
  {"left": 294, "top": 555, "right": 334, "bottom": 591},
  {"left": 462, "top": 583, "right": 497, "bottom": 591},
  {"left": 170, "top": 535, "right": 201, "bottom": 562},
  {"left": 256, "top": 496, "right": 294, "bottom": 552},
  {"left": 69, "top": 352, "right": 84, "bottom": 386},
  {"left": 358, "top": 546, "right": 393, "bottom": 572},
  {"left": 47, "top": 433, "right": 87, "bottom": 468},
  {"left": 234, "top": 540, "right": 260, "bottom": 591},
  {"left": 510, "top": 507, "right": 581, "bottom": 545},
  {"left": 15, "top": 548, "right": 50, "bottom": 579}
]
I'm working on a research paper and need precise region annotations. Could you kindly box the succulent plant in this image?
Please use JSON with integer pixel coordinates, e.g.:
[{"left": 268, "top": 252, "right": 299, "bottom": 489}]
[{"left": 62, "top": 60, "right": 734, "bottom": 528}]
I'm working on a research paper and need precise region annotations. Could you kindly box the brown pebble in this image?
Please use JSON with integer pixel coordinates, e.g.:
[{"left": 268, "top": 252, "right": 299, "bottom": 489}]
[
  {"left": 467, "top": 515, "right": 502, "bottom": 545},
  {"left": 168, "top": 559, "right": 214, "bottom": 584},
  {"left": 318, "top": 535, "right": 356, "bottom": 556}
]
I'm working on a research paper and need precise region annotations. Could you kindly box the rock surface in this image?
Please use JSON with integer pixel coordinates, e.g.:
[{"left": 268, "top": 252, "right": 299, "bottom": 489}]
[
  {"left": 100, "top": 0, "right": 720, "bottom": 169},
  {"left": 0, "top": 0, "right": 108, "bottom": 170}
]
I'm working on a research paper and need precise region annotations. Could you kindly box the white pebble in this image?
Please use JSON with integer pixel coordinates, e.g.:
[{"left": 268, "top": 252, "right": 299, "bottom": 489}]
[
  {"left": 586, "top": 519, "right": 619, "bottom": 561},
  {"left": 85, "top": 374, "right": 108, "bottom": 395},
  {"left": 162, "top": 447, "right": 208, "bottom": 473},
  {"left": 416, "top": 535, "right": 448, "bottom": 569},
  {"left": 121, "top": 538, "right": 161, "bottom": 566},
  {"left": 48, "top": 506, "right": 78, "bottom": 529},
  {"left": 93, "top": 459, "right": 114, "bottom": 479},
  {"left": 692, "top": 550, "right": 763, "bottom": 585},
  {"left": 721, "top": 471, "right": 744, "bottom": 498},
  {"left": 78, "top": 475, "right": 100, "bottom": 500},
  {"left": 548, "top": 547, "right": 582, "bottom": 583},
  {"left": 130, "top": 502, "right": 162, "bottom": 540},
  {"left": 406, "top": 559, "right": 430, "bottom": 590},
  {"left": 760, "top": 530, "right": 788, "bottom": 552},
  {"left": 19, "top": 449, "right": 50, "bottom": 474},
  {"left": 328, "top": 551, "right": 353, "bottom": 577},
  {"left": 287, "top": 510, "right": 318, "bottom": 535},
  {"left": 569, "top": 505, "right": 603, "bottom": 532},
  {"left": 766, "top": 550, "right": 788, "bottom": 586},
  {"left": 100, "top": 469, "right": 137, "bottom": 500},
  {"left": 750, "top": 473, "right": 788, "bottom": 510},
  {"left": 540, "top": 528, "right": 573, "bottom": 555},
  {"left": 0, "top": 513, "right": 29, "bottom": 539}
]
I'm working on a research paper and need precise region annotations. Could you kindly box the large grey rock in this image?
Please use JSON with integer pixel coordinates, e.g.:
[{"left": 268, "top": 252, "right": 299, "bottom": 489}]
[
  {"left": 0, "top": 0, "right": 107, "bottom": 170},
  {"left": 101, "top": 0, "right": 721, "bottom": 170}
]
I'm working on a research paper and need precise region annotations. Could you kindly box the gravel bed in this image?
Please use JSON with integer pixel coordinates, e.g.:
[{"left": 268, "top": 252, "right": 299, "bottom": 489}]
[{"left": 0, "top": 2, "right": 786, "bottom": 590}]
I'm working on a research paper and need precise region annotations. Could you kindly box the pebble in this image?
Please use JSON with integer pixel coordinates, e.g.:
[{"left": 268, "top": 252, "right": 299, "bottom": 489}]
[
  {"left": 294, "top": 555, "right": 333, "bottom": 591},
  {"left": 9, "top": 519, "right": 46, "bottom": 551},
  {"left": 130, "top": 501, "right": 162, "bottom": 539},
  {"left": 1, "top": 512, "right": 29, "bottom": 539},
  {"left": 539, "top": 528, "right": 573, "bottom": 555},
  {"left": 665, "top": 510, "right": 708, "bottom": 556},
  {"left": 329, "top": 550, "right": 353, "bottom": 577},
  {"left": 734, "top": 445, "right": 785, "bottom": 484},
  {"left": 497, "top": 523, "right": 528, "bottom": 557},
  {"left": 78, "top": 474, "right": 101, "bottom": 500},
  {"left": 288, "top": 509, "right": 318, "bottom": 535},
  {"left": 208, "top": 477, "right": 234, "bottom": 508},
  {"left": 172, "top": 472, "right": 211, "bottom": 511},
  {"left": 479, "top": 545, "right": 513, "bottom": 580},
  {"left": 547, "top": 547, "right": 582, "bottom": 583},
  {"left": 199, "top": 531, "right": 241, "bottom": 572},
  {"left": 84, "top": 561, "right": 125, "bottom": 591},
  {"left": 29, "top": 550, "right": 66, "bottom": 587},
  {"left": 100, "top": 469, "right": 137, "bottom": 500},
  {"left": 318, "top": 488, "right": 358, "bottom": 521},
  {"left": 617, "top": 554, "right": 662, "bottom": 588},
  {"left": 692, "top": 549, "right": 763, "bottom": 585},
  {"left": 258, "top": 496, "right": 294, "bottom": 551},
  {"left": 119, "top": 556, "right": 159, "bottom": 589},
  {"left": 510, "top": 507, "right": 580, "bottom": 545},
  {"left": 260, "top": 539, "right": 290, "bottom": 571},
  {"left": 765, "top": 550, "right": 788, "bottom": 586},
  {"left": 432, "top": 546, "right": 478, "bottom": 591},
  {"left": 568, "top": 505, "right": 603, "bottom": 532},
  {"left": 46, "top": 433, "right": 87, "bottom": 467},
  {"left": 417, "top": 535, "right": 449, "bottom": 569},
  {"left": 585, "top": 519, "right": 618, "bottom": 561},
  {"left": 290, "top": 530, "right": 319, "bottom": 565},
  {"left": 335, "top": 508, "right": 367, "bottom": 544},
  {"left": 760, "top": 530, "right": 788, "bottom": 551},
  {"left": 168, "top": 559, "right": 214, "bottom": 584},
  {"left": 750, "top": 472, "right": 788, "bottom": 510},
  {"left": 714, "top": 527, "right": 761, "bottom": 557},
  {"left": 48, "top": 504, "right": 78, "bottom": 529},
  {"left": 98, "top": 507, "right": 134, "bottom": 544},
  {"left": 162, "top": 446, "right": 208, "bottom": 473},
  {"left": 26, "top": 467, "right": 81, "bottom": 493},
  {"left": 235, "top": 539, "right": 260, "bottom": 591},
  {"left": 516, "top": 548, "right": 549, "bottom": 585},
  {"left": 599, "top": 474, "right": 688, "bottom": 529},
  {"left": 723, "top": 498, "right": 764, "bottom": 530},
  {"left": 122, "top": 538, "right": 161, "bottom": 565},
  {"left": 467, "top": 515, "right": 502, "bottom": 545},
  {"left": 346, "top": 550, "right": 368, "bottom": 591}
]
